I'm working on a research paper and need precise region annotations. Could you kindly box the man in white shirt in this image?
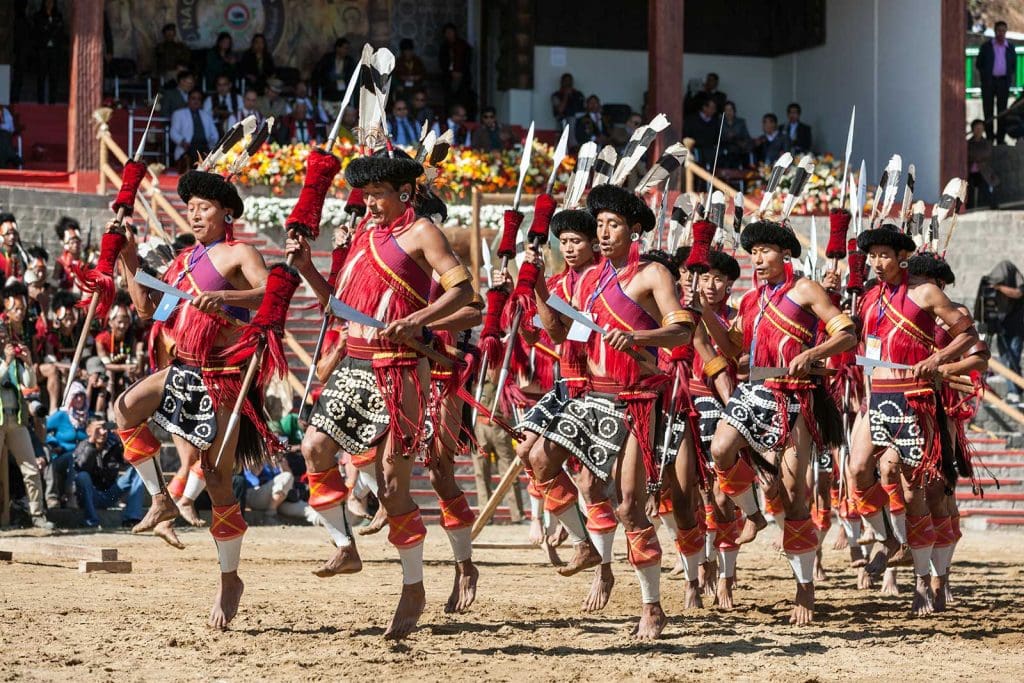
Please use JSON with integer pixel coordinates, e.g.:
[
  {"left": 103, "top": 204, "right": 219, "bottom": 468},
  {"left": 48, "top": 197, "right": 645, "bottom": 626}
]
[
  {"left": 227, "top": 89, "right": 263, "bottom": 128},
  {"left": 204, "top": 75, "right": 244, "bottom": 135},
  {"left": 169, "top": 88, "right": 218, "bottom": 171}
]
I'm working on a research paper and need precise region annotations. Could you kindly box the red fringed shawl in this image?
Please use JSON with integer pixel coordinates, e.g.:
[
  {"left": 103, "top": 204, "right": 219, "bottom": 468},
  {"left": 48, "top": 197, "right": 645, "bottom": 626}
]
[{"left": 860, "top": 274, "right": 935, "bottom": 367}]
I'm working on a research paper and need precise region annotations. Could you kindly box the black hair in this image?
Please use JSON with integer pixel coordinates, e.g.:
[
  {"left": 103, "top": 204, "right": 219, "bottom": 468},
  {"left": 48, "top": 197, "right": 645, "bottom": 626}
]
[
  {"left": 708, "top": 249, "right": 741, "bottom": 281},
  {"left": 763, "top": 113, "right": 778, "bottom": 124},
  {"left": 344, "top": 148, "right": 423, "bottom": 191},
  {"left": 162, "top": 23, "right": 176, "bottom": 34},
  {"left": 995, "top": 20, "right": 1007, "bottom": 29},
  {"left": 0, "top": 212, "right": 15, "bottom": 224},
  {"left": 51, "top": 290, "right": 79, "bottom": 312},
  {"left": 176, "top": 69, "right": 195, "bottom": 82},
  {"left": 177, "top": 171, "right": 245, "bottom": 219},
  {"left": 3, "top": 281, "right": 28, "bottom": 301},
  {"left": 27, "top": 246, "right": 48, "bottom": 262},
  {"left": 907, "top": 252, "right": 955, "bottom": 285},
  {"left": 641, "top": 249, "right": 680, "bottom": 280},
  {"left": 674, "top": 245, "right": 691, "bottom": 267},
  {"left": 188, "top": 87, "right": 204, "bottom": 99},
  {"left": 481, "top": 106, "right": 497, "bottom": 117},
  {"left": 856, "top": 223, "right": 916, "bottom": 255},
  {"left": 551, "top": 209, "right": 597, "bottom": 240},
  {"left": 335, "top": 37, "right": 349, "bottom": 49},
  {"left": 740, "top": 220, "right": 802, "bottom": 258},
  {"left": 215, "top": 32, "right": 232, "bottom": 49},
  {"left": 55, "top": 216, "right": 80, "bottom": 240},
  {"left": 724, "top": 100, "right": 736, "bottom": 112},
  {"left": 787, "top": 102, "right": 802, "bottom": 114},
  {"left": 587, "top": 184, "right": 655, "bottom": 233},
  {"left": 399, "top": 38, "right": 414, "bottom": 51}
]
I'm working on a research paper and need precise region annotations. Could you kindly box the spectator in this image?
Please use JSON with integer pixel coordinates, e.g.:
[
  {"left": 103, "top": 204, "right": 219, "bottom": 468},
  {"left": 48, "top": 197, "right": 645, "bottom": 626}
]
[
  {"left": 258, "top": 78, "right": 292, "bottom": 120},
  {"left": 987, "top": 260, "right": 1024, "bottom": 399},
  {"left": 575, "top": 94, "right": 610, "bottom": 146},
  {"left": 967, "top": 119, "right": 999, "bottom": 209},
  {"left": 683, "top": 97, "right": 719, "bottom": 166},
  {"left": 0, "top": 105, "right": 23, "bottom": 169},
  {"left": 227, "top": 88, "right": 263, "bottom": 128},
  {"left": 471, "top": 106, "right": 508, "bottom": 151},
  {"left": 389, "top": 98, "right": 420, "bottom": 147},
  {"left": 284, "top": 101, "right": 318, "bottom": 145},
  {"left": 313, "top": 38, "right": 356, "bottom": 101},
  {"left": 439, "top": 22, "right": 472, "bottom": 111},
  {"left": 0, "top": 214, "right": 26, "bottom": 281},
  {"left": 410, "top": 87, "right": 435, "bottom": 127},
  {"left": 32, "top": 0, "right": 66, "bottom": 103},
  {"left": 551, "top": 73, "right": 585, "bottom": 127},
  {"left": 203, "top": 32, "right": 237, "bottom": 89},
  {"left": 43, "top": 380, "right": 87, "bottom": 507},
  {"left": 73, "top": 416, "right": 142, "bottom": 528},
  {"left": 432, "top": 103, "right": 472, "bottom": 147},
  {"left": 84, "top": 356, "right": 111, "bottom": 419},
  {"left": 394, "top": 38, "right": 427, "bottom": 97},
  {"left": 160, "top": 70, "right": 195, "bottom": 118},
  {"left": 753, "top": 112, "right": 791, "bottom": 165},
  {"left": 472, "top": 372, "right": 523, "bottom": 522},
  {"left": 239, "top": 33, "right": 275, "bottom": 92},
  {"left": 238, "top": 461, "right": 294, "bottom": 521},
  {"left": 291, "top": 81, "right": 325, "bottom": 124},
  {"left": 686, "top": 72, "right": 727, "bottom": 117},
  {"left": 38, "top": 291, "right": 79, "bottom": 416},
  {"left": 335, "top": 105, "right": 358, "bottom": 143},
  {"left": 94, "top": 301, "right": 144, "bottom": 398},
  {"left": 978, "top": 21, "right": 1016, "bottom": 144},
  {"left": 52, "top": 217, "right": 83, "bottom": 292},
  {"left": 720, "top": 101, "right": 752, "bottom": 169},
  {"left": 169, "top": 88, "right": 218, "bottom": 172},
  {"left": 784, "top": 102, "right": 812, "bottom": 154},
  {"left": 153, "top": 23, "right": 191, "bottom": 84},
  {"left": 204, "top": 75, "right": 244, "bottom": 135}
]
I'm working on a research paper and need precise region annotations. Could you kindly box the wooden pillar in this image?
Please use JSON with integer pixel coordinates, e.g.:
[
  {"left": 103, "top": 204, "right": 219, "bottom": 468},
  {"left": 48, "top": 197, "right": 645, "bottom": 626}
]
[
  {"left": 939, "top": 0, "right": 966, "bottom": 194},
  {"left": 647, "top": 0, "right": 684, "bottom": 158},
  {"left": 67, "top": 1, "right": 103, "bottom": 173}
]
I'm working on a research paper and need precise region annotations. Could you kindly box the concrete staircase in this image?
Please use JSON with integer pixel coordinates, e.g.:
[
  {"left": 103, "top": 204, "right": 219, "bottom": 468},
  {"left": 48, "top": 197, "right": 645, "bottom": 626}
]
[{"left": 957, "top": 433, "right": 1024, "bottom": 530}]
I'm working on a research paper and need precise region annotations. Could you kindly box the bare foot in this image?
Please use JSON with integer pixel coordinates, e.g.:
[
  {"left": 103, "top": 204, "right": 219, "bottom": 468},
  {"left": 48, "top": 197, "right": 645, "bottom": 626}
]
[
  {"left": 178, "top": 499, "right": 206, "bottom": 527},
  {"left": 736, "top": 512, "right": 767, "bottom": 545},
  {"left": 911, "top": 575, "right": 934, "bottom": 616},
  {"left": 528, "top": 517, "right": 543, "bottom": 545},
  {"left": 717, "top": 576, "right": 735, "bottom": 609},
  {"left": 312, "top": 543, "right": 363, "bottom": 577},
  {"left": 880, "top": 567, "right": 900, "bottom": 596},
  {"left": 632, "top": 602, "right": 667, "bottom": 640},
  {"left": 890, "top": 544, "right": 913, "bottom": 567},
  {"left": 813, "top": 548, "right": 827, "bottom": 582},
  {"left": 684, "top": 579, "right": 703, "bottom": 609},
  {"left": 582, "top": 564, "right": 615, "bottom": 612},
  {"left": 547, "top": 525, "right": 568, "bottom": 548},
  {"left": 700, "top": 560, "right": 718, "bottom": 598},
  {"left": 557, "top": 540, "right": 602, "bottom": 577},
  {"left": 346, "top": 495, "right": 371, "bottom": 520},
  {"left": 944, "top": 574, "right": 956, "bottom": 605},
  {"left": 666, "top": 556, "right": 686, "bottom": 579},
  {"left": 384, "top": 582, "right": 426, "bottom": 640},
  {"left": 857, "top": 567, "right": 875, "bottom": 590},
  {"left": 833, "top": 529, "right": 849, "bottom": 550},
  {"left": 857, "top": 526, "right": 877, "bottom": 545},
  {"left": 543, "top": 539, "right": 565, "bottom": 567},
  {"left": 849, "top": 543, "right": 867, "bottom": 567},
  {"left": 132, "top": 493, "right": 179, "bottom": 534},
  {"left": 153, "top": 520, "right": 184, "bottom": 549},
  {"left": 865, "top": 547, "right": 892, "bottom": 577},
  {"left": 444, "top": 560, "right": 479, "bottom": 614},
  {"left": 356, "top": 506, "right": 388, "bottom": 536},
  {"left": 788, "top": 582, "right": 815, "bottom": 625},
  {"left": 209, "top": 572, "right": 244, "bottom": 630},
  {"left": 931, "top": 575, "right": 947, "bottom": 612}
]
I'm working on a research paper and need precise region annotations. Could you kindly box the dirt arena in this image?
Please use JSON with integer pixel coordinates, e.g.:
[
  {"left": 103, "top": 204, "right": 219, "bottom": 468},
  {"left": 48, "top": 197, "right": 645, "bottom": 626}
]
[{"left": 1, "top": 522, "right": 1022, "bottom": 682}]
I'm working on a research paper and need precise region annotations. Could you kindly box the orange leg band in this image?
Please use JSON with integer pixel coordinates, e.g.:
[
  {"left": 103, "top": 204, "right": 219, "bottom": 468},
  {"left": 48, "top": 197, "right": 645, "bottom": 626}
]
[
  {"left": 675, "top": 524, "right": 705, "bottom": 557},
  {"left": 716, "top": 457, "right": 755, "bottom": 498},
  {"left": 210, "top": 503, "right": 247, "bottom": 541},
  {"left": 625, "top": 526, "right": 662, "bottom": 569},
  {"left": 882, "top": 482, "right": 906, "bottom": 514},
  {"left": 932, "top": 515, "right": 956, "bottom": 548},
  {"left": 189, "top": 460, "right": 205, "bottom": 479},
  {"left": 782, "top": 518, "right": 819, "bottom": 555},
  {"left": 307, "top": 467, "right": 349, "bottom": 511},
  {"left": 116, "top": 424, "right": 161, "bottom": 466},
  {"left": 764, "top": 493, "right": 785, "bottom": 517},
  {"left": 715, "top": 517, "right": 740, "bottom": 551},
  {"left": 585, "top": 500, "right": 617, "bottom": 533},
  {"left": 388, "top": 508, "right": 428, "bottom": 549},
  {"left": 811, "top": 506, "right": 831, "bottom": 533},
  {"left": 350, "top": 448, "right": 376, "bottom": 469},
  {"left": 439, "top": 493, "right": 475, "bottom": 530},
  {"left": 167, "top": 474, "right": 186, "bottom": 499},
  {"left": 539, "top": 471, "right": 578, "bottom": 515},
  {"left": 906, "top": 513, "right": 936, "bottom": 550},
  {"left": 853, "top": 481, "right": 889, "bottom": 518}
]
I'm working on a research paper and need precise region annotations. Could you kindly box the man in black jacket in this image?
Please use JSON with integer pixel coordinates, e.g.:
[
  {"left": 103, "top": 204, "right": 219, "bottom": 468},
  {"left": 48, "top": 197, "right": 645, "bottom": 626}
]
[
  {"left": 978, "top": 21, "right": 1017, "bottom": 143},
  {"left": 785, "top": 102, "right": 812, "bottom": 154},
  {"left": 73, "top": 417, "right": 143, "bottom": 528}
]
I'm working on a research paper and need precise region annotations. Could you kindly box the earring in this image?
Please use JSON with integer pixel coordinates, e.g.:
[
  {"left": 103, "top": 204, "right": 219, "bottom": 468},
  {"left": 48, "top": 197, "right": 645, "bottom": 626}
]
[
  {"left": 224, "top": 214, "right": 233, "bottom": 224},
  {"left": 593, "top": 244, "right": 600, "bottom": 252},
  {"left": 899, "top": 260, "right": 908, "bottom": 269},
  {"left": 630, "top": 233, "right": 640, "bottom": 243},
  {"left": 725, "top": 287, "right": 732, "bottom": 294},
  {"left": 399, "top": 192, "right": 411, "bottom": 203},
  {"left": 783, "top": 255, "right": 791, "bottom": 263}
]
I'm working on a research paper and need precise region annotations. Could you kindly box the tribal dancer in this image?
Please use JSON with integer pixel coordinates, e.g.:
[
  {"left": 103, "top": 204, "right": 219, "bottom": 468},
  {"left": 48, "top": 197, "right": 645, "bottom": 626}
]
[
  {"left": 116, "top": 169, "right": 285, "bottom": 628},
  {"left": 523, "top": 184, "right": 696, "bottom": 639},
  {"left": 707, "top": 219, "right": 856, "bottom": 625},
  {"left": 289, "top": 149, "right": 473, "bottom": 640},
  {"left": 53, "top": 217, "right": 85, "bottom": 292},
  {"left": 516, "top": 208, "right": 615, "bottom": 611},
  {"left": 847, "top": 223, "right": 979, "bottom": 616}
]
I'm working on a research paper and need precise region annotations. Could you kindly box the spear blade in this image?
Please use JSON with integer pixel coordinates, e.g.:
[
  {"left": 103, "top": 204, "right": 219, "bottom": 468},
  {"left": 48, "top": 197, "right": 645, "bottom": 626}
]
[
  {"left": 545, "top": 124, "right": 571, "bottom": 194},
  {"left": 512, "top": 122, "right": 535, "bottom": 211},
  {"left": 838, "top": 106, "right": 856, "bottom": 208}
]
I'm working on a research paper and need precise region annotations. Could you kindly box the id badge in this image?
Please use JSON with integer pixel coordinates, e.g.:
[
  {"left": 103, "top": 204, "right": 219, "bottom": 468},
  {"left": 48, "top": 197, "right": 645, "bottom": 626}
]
[
  {"left": 566, "top": 312, "right": 594, "bottom": 343},
  {"left": 153, "top": 292, "right": 182, "bottom": 322},
  {"left": 865, "top": 335, "right": 882, "bottom": 361}
]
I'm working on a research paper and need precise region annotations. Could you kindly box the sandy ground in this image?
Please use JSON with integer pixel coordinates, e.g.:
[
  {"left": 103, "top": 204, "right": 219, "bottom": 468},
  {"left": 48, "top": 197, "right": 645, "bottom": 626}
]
[{"left": 1, "top": 521, "right": 1023, "bottom": 682}]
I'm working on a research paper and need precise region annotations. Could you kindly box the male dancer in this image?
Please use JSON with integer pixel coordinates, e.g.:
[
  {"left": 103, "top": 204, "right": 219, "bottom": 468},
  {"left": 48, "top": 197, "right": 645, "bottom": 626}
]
[
  {"left": 847, "top": 223, "right": 979, "bottom": 616},
  {"left": 116, "top": 169, "right": 278, "bottom": 628},
  {"left": 289, "top": 149, "right": 472, "bottom": 640},
  {"left": 706, "top": 219, "right": 856, "bottom": 625},
  {"left": 523, "top": 184, "right": 696, "bottom": 639}
]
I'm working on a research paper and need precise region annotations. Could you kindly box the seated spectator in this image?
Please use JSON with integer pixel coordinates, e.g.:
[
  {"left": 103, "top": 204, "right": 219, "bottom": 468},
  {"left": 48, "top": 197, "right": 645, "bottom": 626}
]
[
  {"left": 683, "top": 96, "right": 719, "bottom": 166},
  {"left": 0, "top": 104, "right": 23, "bottom": 169},
  {"left": 471, "top": 106, "right": 508, "bottom": 151},
  {"left": 52, "top": 217, "right": 83, "bottom": 292},
  {"left": 2, "top": 281, "right": 31, "bottom": 347},
  {"left": 0, "top": 213, "right": 26, "bottom": 281},
  {"left": 968, "top": 118, "right": 998, "bottom": 209},
  {"left": 153, "top": 23, "right": 191, "bottom": 85},
  {"left": 237, "top": 461, "right": 294, "bottom": 522},
  {"left": 432, "top": 104, "right": 471, "bottom": 147},
  {"left": 258, "top": 78, "right": 292, "bottom": 121},
  {"left": 204, "top": 75, "right": 243, "bottom": 135},
  {"left": 37, "top": 291, "right": 80, "bottom": 415},
  {"left": 390, "top": 98, "right": 420, "bottom": 147},
  {"left": 685, "top": 72, "right": 727, "bottom": 117},
  {"left": 313, "top": 38, "right": 356, "bottom": 101},
  {"left": 43, "top": 380, "right": 87, "bottom": 507},
  {"left": 227, "top": 88, "right": 263, "bottom": 128},
  {"left": 161, "top": 69, "right": 195, "bottom": 118},
  {"left": 720, "top": 101, "right": 752, "bottom": 169},
  {"left": 410, "top": 87, "right": 435, "bottom": 127},
  {"left": 73, "top": 416, "right": 142, "bottom": 528},
  {"left": 394, "top": 38, "right": 427, "bottom": 97},
  {"left": 84, "top": 356, "right": 111, "bottom": 419},
  {"left": 203, "top": 32, "right": 237, "bottom": 89},
  {"left": 291, "top": 81, "right": 325, "bottom": 124},
  {"left": 25, "top": 246, "right": 50, "bottom": 314},
  {"left": 169, "top": 88, "right": 218, "bottom": 172},
  {"left": 94, "top": 299, "right": 144, "bottom": 398},
  {"left": 785, "top": 102, "right": 812, "bottom": 154},
  {"left": 575, "top": 94, "right": 610, "bottom": 146},
  {"left": 284, "top": 101, "right": 318, "bottom": 145},
  {"left": 551, "top": 72, "right": 585, "bottom": 127},
  {"left": 239, "top": 33, "right": 275, "bottom": 92},
  {"left": 753, "top": 112, "right": 791, "bottom": 165}
]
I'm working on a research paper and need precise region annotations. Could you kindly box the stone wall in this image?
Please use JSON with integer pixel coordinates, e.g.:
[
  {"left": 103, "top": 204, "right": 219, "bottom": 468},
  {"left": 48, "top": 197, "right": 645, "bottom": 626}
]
[{"left": 0, "top": 187, "right": 114, "bottom": 255}]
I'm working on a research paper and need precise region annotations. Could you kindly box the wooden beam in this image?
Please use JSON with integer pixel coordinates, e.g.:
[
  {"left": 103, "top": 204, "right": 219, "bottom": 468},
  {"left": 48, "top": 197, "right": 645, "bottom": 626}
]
[
  {"left": 939, "top": 0, "right": 967, "bottom": 195},
  {"left": 67, "top": 1, "right": 104, "bottom": 173},
  {"left": 79, "top": 560, "right": 133, "bottom": 574},
  {"left": 0, "top": 542, "right": 118, "bottom": 562},
  {"left": 647, "top": 0, "right": 685, "bottom": 157}
]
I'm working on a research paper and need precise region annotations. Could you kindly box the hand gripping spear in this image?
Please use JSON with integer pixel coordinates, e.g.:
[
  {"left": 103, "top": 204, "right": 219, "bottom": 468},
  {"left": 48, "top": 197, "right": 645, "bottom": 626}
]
[
  {"left": 64, "top": 95, "right": 161, "bottom": 403},
  {"left": 488, "top": 125, "right": 568, "bottom": 423}
]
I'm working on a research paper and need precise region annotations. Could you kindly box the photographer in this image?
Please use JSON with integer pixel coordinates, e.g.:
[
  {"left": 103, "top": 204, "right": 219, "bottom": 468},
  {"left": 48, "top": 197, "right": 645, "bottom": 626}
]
[
  {"left": 986, "top": 260, "right": 1024, "bottom": 400},
  {"left": 73, "top": 415, "right": 142, "bottom": 528}
]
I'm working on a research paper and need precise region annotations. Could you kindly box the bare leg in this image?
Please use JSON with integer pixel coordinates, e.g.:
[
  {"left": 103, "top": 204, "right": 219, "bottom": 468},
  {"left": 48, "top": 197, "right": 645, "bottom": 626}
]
[
  {"left": 710, "top": 421, "right": 767, "bottom": 544},
  {"left": 205, "top": 406, "right": 245, "bottom": 631},
  {"left": 780, "top": 417, "right": 815, "bottom": 625}
]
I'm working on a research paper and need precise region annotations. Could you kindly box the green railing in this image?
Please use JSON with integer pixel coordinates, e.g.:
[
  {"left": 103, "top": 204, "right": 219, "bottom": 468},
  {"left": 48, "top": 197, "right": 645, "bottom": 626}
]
[{"left": 965, "top": 45, "right": 1024, "bottom": 98}]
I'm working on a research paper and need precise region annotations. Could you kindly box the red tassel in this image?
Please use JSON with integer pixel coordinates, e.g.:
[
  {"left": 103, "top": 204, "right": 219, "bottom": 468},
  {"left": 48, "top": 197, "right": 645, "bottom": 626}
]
[
  {"left": 685, "top": 220, "right": 717, "bottom": 273},
  {"left": 344, "top": 187, "right": 366, "bottom": 217},
  {"left": 75, "top": 231, "right": 127, "bottom": 321},
  {"left": 111, "top": 160, "right": 148, "bottom": 214},
  {"left": 326, "top": 244, "right": 350, "bottom": 292},
  {"left": 498, "top": 210, "right": 524, "bottom": 257},
  {"left": 527, "top": 193, "right": 557, "bottom": 242},
  {"left": 286, "top": 148, "right": 341, "bottom": 239},
  {"left": 847, "top": 241, "right": 866, "bottom": 292},
  {"left": 503, "top": 260, "right": 541, "bottom": 329},
  {"left": 482, "top": 287, "right": 509, "bottom": 340},
  {"left": 826, "top": 209, "right": 851, "bottom": 258}
]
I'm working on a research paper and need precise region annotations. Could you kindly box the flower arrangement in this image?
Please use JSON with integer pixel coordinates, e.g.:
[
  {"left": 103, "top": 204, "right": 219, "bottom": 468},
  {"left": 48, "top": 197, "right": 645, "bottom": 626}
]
[{"left": 747, "top": 154, "right": 875, "bottom": 215}]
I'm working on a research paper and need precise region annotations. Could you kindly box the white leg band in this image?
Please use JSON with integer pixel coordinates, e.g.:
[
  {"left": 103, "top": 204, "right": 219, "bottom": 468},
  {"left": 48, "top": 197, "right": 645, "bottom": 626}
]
[
  {"left": 183, "top": 468, "right": 206, "bottom": 501},
  {"left": 683, "top": 550, "right": 703, "bottom": 582},
  {"left": 544, "top": 509, "right": 559, "bottom": 535},
  {"left": 357, "top": 467, "right": 378, "bottom": 497},
  {"left": 659, "top": 511, "right": 678, "bottom": 535},
  {"left": 773, "top": 508, "right": 787, "bottom": 525},
  {"left": 732, "top": 487, "right": 759, "bottom": 517},
  {"left": 635, "top": 563, "right": 661, "bottom": 604},
  {"left": 445, "top": 527, "right": 473, "bottom": 563},
  {"left": 134, "top": 458, "right": 162, "bottom": 496},
  {"left": 888, "top": 509, "right": 908, "bottom": 545},
  {"left": 589, "top": 529, "right": 616, "bottom": 565},
  {"left": 553, "top": 506, "right": 588, "bottom": 546},
  {"left": 530, "top": 495, "right": 543, "bottom": 521},
  {"left": 862, "top": 511, "right": 888, "bottom": 541},
  {"left": 215, "top": 536, "right": 243, "bottom": 573},
  {"left": 841, "top": 516, "right": 862, "bottom": 547},
  {"left": 704, "top": 530, "right": 717, "bottom": 560},
  {"left": 930, "top": 544, "right": 955, "bottom": 577},
  {"left": 314, "top": 505, "right": 353, "bottom": 548},
  {"left": 911, "top": 545, "right": 934, "bottom": 577},
  {"left": 351, "top": 473, "right": 369, "bottom": 500},
  {"left": 787, "top": 549, "right": 815, "bottom": 584},
  {"left": 718, "top": 548, "right": 738, "bottom": 579},
  {"left": 398, "top": 542, "right": 425, "bottom": 585}
]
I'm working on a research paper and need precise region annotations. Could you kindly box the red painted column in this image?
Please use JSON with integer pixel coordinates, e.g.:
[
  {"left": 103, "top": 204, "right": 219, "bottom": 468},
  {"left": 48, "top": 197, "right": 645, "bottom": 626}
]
[
  {"left": 939, "top": 0, "right": 966, "bottom": 194},
  {"left": 67, "top": 0, "right": 103, "bottom": 175},
  {"left": 647, "top": 0, "right": 684, "bottom": 159}
]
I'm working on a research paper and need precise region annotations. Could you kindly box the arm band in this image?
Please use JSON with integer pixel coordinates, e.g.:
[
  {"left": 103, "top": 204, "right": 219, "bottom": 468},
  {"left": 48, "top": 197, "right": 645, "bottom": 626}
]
[
  {"left": 824, "top": 313, "right": 855, "bottom": 337},
  {"left": 662, "top": 310, "right": 696, "bottom": 327},
  {"left": 946, "top": 315, "right": 974, "bottom": 338},
  {"left": 967, "top": 340, "right": 991, "bottom": 360},
  {"left": 439, "top": 265, "right": 471, "bottom": 291},
  {"left": 727, "top": 326, "right": 744, "bottom": 351},
  {"left": 702, "top": 355, "right": 729, "bottom": 379}
]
